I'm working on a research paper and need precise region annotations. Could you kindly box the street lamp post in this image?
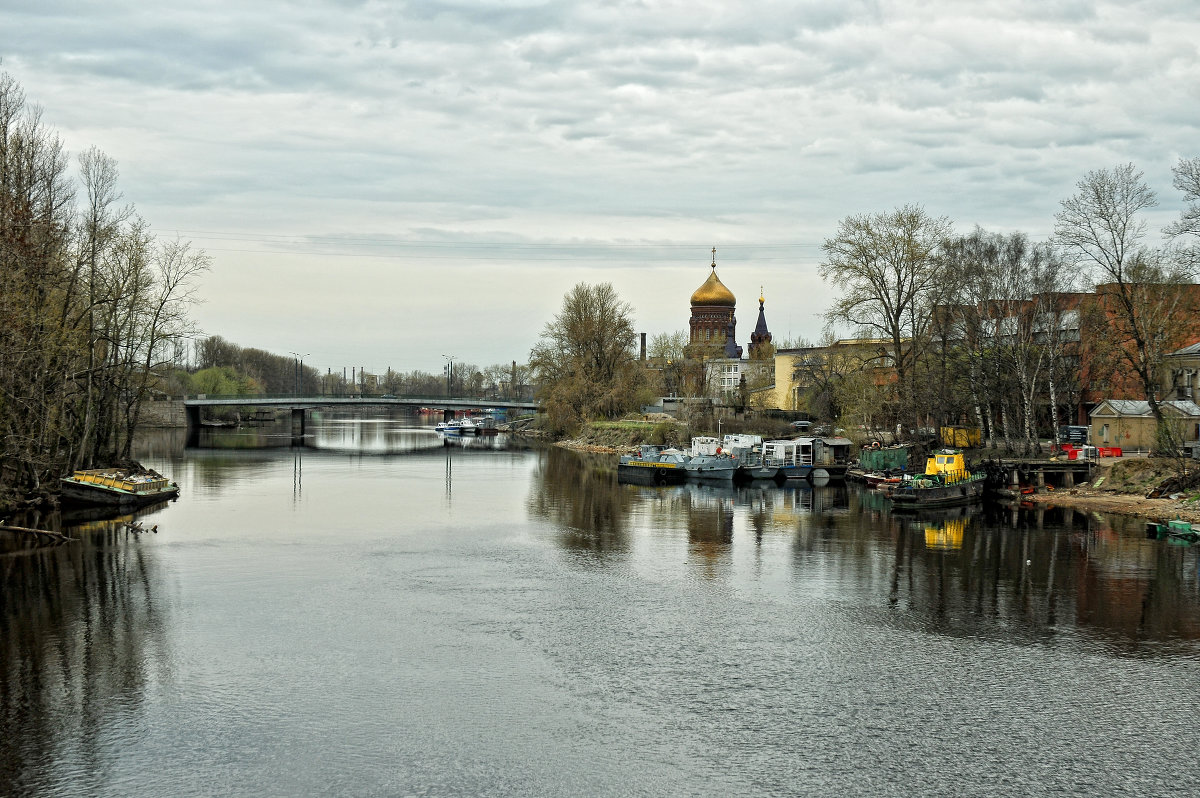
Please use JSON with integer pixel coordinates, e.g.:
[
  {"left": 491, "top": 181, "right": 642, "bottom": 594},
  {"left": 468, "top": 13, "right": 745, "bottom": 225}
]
[
  {"left": 289, "top": 352, "right": 310, "bottom": 396},
  {"left": 442, "top": 354, "right": 455, "bottom": 397}
]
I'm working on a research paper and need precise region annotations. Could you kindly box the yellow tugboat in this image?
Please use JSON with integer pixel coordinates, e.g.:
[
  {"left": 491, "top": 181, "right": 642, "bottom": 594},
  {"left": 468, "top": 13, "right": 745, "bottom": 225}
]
[{"left": 889, "top": 449, "right": 985, "bottom": 510}]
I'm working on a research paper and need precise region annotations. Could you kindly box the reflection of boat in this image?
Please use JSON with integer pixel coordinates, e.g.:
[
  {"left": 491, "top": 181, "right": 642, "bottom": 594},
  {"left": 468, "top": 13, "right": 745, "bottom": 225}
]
[
  {"left": 1146, "top": 519, "right": 1200, "bottom": 544},
  {"left": 441, "top": 433, "right": 511, "bottom": 450},
  {"left": 60, "top": 468, "right": 180, "bottom": 507},
  {"left": 923, "top": 517, "right": 967, "bottom": 550},
  {"left": 618, "top": 445, "right": 688, "bottom": 485},
  {"left": 889, "top": 450, "right": 985, "bottom": 510},
  {"left": 61, "top": 501, "right": 171, "bottom": 525}
]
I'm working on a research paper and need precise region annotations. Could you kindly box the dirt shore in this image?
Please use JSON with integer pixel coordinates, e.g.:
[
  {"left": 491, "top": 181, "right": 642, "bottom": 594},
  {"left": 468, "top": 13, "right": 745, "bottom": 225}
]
[
  {"left": 1020, "top": 458, "right": 1200, "bottom": 525},
  {"left": 1023, "top": 488, "right": 1200, "bottom": 525}
]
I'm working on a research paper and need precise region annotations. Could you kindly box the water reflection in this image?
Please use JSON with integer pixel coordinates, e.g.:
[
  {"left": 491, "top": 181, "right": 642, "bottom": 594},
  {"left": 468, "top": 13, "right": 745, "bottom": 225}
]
[
  {"left": 529, "top": 449, "right": 1200, "bottom": 654},
  {"left": 307, "top": 412, "right": 443, "bottom": 454},
  {"left": 0, "top": 519, "right": 169, "bottom": 796},
  {"left": 527, "top": 447, "right": 632, "bottom": 557}
]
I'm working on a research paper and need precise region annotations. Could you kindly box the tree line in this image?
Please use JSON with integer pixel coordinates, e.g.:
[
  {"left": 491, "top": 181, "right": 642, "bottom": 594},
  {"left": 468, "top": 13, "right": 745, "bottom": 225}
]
[
  {"left": 0, "top": 71, "right": 208, "bottom": 506},
  {"left": 190, "top": 335, "right": 533, "bottom": 401},
  {"left": 813, "top": 160, "right": 1200, "bottom": 453},
  {"left": 528, "top": 161, "right": 1200, "bottom": 450}
]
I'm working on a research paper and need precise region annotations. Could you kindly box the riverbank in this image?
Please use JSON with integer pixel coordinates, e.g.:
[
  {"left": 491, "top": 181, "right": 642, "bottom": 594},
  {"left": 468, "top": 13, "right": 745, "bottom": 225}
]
[
  {"left": 555, "top": 424, "right": 1200, "bottom": 526},
  {"left": 1018, "top": 457, "right": 1200, "bottom": 525},
  {"left": 1024, "top": 483, "right": 1200, "bottom": 525},
  {"left": 550, "top": 415, "right": 686, "bottom": 455}
]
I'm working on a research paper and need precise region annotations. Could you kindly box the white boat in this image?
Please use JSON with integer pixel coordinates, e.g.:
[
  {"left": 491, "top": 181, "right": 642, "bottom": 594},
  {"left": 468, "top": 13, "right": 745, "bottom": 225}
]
[
  {"left": 762, "top": 438, "right": 815, "bottom": 480},
  {"left": 435, "top": 418, "right": 475, "bottom": 435},
  {"left": 762, "top": 436, "right": 852, "bottom": 482},
  {"left": 684, "top": 436, "right": 738, "bottom": 481},
  {"left": 722, "top": 434, "right": 778, "bottom": 480}
]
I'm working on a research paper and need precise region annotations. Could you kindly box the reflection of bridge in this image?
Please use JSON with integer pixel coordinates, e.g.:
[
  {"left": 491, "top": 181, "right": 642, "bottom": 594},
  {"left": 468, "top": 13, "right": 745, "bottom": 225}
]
[{"left": 182, "top": 394, "right": 539, "bottom": 439}]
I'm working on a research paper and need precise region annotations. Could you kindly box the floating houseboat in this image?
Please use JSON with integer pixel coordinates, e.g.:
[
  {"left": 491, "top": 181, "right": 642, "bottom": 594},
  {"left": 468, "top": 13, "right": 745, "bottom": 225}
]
[{"left": 762, "top": 437, "right": 853, "bottom": 482}]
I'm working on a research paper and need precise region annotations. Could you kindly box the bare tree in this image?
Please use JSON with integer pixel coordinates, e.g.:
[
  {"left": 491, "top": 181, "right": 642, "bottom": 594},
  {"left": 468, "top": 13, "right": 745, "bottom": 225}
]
[
  {"left": 1166, "top": 156, "right": 1200, "bottom": 241},
  {"left": 820, "top": 204, "right": 954, "bottom": 430},
  {"left": 1054, "top": 163, "right": 1199, "bottom": 447}
]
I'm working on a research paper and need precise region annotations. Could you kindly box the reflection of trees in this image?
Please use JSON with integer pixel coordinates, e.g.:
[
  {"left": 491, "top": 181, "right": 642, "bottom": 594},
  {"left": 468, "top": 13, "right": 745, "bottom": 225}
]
[
  {"left": 0, "top": 523, "right": 168, "bottom": 794},
  {"left": 805, "top": 489, "right": 1200, "bottom": 653},
  {"left": 527, "top": 447, "right": 633, "bottom": 556}
]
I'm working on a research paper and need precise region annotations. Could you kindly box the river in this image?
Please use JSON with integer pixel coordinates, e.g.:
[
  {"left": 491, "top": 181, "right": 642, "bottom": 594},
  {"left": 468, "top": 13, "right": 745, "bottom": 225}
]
[{"left": 2, "top": 409, "right": 1198, "bottom": 796}]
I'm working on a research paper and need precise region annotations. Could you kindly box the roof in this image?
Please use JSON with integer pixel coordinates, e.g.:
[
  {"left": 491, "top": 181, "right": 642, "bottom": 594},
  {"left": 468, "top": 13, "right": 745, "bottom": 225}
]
[
  {"left": 690, "top": 267, "right": 736, "bottom": 307},
  {"left": 1090, "top": 399, "right": 1200, "bottom": 418},
  {"left": 1168, "top": 341, "right": 1200, "bottom": 357},
  {"left": 752, "top": 296, "right": 770, "bottom": 337}
]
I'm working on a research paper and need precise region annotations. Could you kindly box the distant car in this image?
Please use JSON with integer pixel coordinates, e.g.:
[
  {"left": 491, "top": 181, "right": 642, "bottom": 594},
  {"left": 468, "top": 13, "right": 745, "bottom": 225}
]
[
  {"left": 812, "top": 424, "right": 832, "bottom": 435},
  {"left": 790, "top": 420, "right": 812, "bottom": 430},
  {"left": 381, "top": 394, "right": 396, "bottom": 399}
]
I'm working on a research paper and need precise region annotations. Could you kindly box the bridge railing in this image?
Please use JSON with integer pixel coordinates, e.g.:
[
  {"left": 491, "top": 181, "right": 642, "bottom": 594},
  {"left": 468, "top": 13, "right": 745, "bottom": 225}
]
[{"left": 183, "top": 392, "right": 536, "bottom": 403}]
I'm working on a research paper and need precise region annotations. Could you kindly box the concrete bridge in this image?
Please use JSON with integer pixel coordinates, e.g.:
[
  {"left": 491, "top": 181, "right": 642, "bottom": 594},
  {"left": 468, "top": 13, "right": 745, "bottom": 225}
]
[{"left": 182, "top": 394, "right": 538, "bottom": 439}]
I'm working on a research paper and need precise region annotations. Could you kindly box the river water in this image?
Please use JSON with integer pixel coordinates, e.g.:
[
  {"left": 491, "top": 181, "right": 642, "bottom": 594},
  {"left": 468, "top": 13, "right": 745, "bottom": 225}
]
[{"left": 2, "top": 410, "right": 1199, "bottom": 797}]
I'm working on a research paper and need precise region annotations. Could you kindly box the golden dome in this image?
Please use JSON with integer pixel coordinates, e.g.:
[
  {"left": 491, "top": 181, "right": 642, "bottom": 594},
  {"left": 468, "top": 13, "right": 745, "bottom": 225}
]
[{"left": 690, "top": 267, "right": 736, "bottom": 307}]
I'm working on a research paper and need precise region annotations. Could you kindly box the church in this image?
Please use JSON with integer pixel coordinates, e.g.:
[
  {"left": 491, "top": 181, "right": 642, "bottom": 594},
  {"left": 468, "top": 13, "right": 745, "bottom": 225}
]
[{"left": 683, "top": 249, "right": 773, "bottom": 398}]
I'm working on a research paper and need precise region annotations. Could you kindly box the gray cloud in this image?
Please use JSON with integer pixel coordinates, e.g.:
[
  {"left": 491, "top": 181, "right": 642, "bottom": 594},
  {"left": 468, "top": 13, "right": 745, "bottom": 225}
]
[{"left": 2, "top": 0, "right": 1197, "bottom": 371}]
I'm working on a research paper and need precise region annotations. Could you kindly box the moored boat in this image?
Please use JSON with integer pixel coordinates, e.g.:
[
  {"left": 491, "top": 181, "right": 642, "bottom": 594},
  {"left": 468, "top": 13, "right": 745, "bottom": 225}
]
[
  {"left": 60, "top": 468, "right": 180, "bottom": 507},
  {"left": 436, "top": 417, "right": 480, "bottom": 435},
  {"left": 618, "top": 445, "right": 689, "bottom": 486},
  {"left": 889, "top": 450, "right": 985, "bottom": 510},
  {"left": 723, "top": 434, "right": 780, "bottom": 480},
  {"left": 762, "top": 438, "right": 815, "bottom": 481},
  {"left": 684, "top": 437, "right": 738, "bottom": 481},
  {"left": 1146, "top": 519, "right": 1200, "bottom": 543}
]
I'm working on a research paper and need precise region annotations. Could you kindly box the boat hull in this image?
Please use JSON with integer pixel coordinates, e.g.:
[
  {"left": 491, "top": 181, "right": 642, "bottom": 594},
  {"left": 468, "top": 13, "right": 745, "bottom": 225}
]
[
  {"left": 777, "top": 464, "right": 848, "bottom": 482},
  {"left": 684, "top": 455, "right": 738, "bottom": 481},
  {"left": 618, "top": 462, "right": 687, "bottom": 486},
  {"left": 737, "top": 465, "right": 781, "bottom": 480},
  {"left": 890, "top": 479, "right": 984, "bottom": 509},
  {"left": 776, "top": 464, "right": 813, "bottom": 480}
]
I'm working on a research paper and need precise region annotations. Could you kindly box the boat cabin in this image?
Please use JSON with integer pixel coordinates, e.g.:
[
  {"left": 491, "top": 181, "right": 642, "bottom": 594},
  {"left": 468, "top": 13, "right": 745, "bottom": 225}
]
[
  {"left": 722, "top": 433, "right": 762, "bottom": 450},
  {"left": 691, "top": 436, "right": 722, "bottom": 457},
  {"left": 815, "top": 436, "right": 853, "bottom": 466},
  {"left": 925, "top": 450, "right": 970, "bottom": 480},
  {"left": 762, "top": 439, "right": 813, "bottom": 468}
]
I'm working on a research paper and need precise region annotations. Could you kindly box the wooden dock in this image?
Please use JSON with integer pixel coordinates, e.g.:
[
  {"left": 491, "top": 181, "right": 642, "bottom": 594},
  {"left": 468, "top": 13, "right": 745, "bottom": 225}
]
[{"left": 982, "top": 457, "right": 1095, "bottom": 490}]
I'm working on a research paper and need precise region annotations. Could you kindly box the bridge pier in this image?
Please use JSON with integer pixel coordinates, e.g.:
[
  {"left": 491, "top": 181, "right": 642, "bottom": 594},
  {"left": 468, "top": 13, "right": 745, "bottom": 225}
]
[
  {"left": 444, "top": 408, "right": 454, "bottom": 422},
  {"left": 291, "top": 408, "right": 306, "bottom": 444}
]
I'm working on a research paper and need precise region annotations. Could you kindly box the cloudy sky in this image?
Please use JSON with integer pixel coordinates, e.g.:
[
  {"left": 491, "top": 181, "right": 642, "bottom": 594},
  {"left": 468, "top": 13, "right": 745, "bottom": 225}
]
[{"left": 2, "top": 0, "right": 1197, "bottom": 375}]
